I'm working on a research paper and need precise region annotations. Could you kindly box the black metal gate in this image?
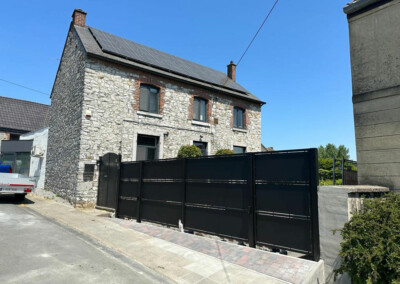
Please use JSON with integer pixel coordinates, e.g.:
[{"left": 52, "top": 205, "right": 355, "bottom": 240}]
[
  {"left": 97, "top": 153, "right": 120, "bottom": 209},
  {"left": 102, "top": 149, "right": 320, "bottom": 260}
]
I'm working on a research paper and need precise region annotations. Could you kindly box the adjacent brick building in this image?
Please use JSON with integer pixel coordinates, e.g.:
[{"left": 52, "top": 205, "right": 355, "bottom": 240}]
[{"left": 46, "top": 9, "right": 265, "bottom": 204}]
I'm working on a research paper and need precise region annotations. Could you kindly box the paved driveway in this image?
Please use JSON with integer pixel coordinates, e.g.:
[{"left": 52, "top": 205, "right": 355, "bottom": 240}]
[{"left": 0, "top": 195, "right": 167, "bottom": 284}]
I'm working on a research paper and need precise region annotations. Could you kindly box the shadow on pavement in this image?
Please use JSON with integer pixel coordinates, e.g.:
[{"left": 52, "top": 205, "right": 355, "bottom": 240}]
[{"left": 0, "top": 194, "right": 35, "bottom": 205}]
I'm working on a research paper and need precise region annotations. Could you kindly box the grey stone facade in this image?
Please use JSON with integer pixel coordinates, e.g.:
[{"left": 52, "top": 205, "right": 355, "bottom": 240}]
[
  {"left": 46, "top": 23, "right": 262, "bottom": 204},
  {"left": 45, "top": 28, "right": 86, "bottom": 203},
  {"left": 345, "top": 0, "right": 400, "bottom": 190}
]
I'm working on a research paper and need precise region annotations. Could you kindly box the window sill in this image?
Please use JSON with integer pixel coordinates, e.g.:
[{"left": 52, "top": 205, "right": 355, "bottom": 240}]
[
  {"left": 191, "top": 120, "right": 211, "bottom": 127},
  {"left": 232, "top": 128, "right": 247, "bottom": 133},
  {"left": 137, "top": 111, "right": 163, "bottom": 119}
]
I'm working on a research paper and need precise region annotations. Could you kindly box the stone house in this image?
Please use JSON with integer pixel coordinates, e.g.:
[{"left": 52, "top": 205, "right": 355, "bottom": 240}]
[
  {"left": 344, "top": 0, "right": 400, "bottom": 191},
  {"left": 46, "top": 9, "right": 265, "bottom": 204}
]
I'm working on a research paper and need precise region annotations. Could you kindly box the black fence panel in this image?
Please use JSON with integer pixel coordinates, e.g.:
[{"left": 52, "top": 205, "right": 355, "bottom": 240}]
[
  {"left": 186, "top": 182, "right": 249, "bottom": 209},
  {"left": 256, "top": 215, "right": 311, "bottom": 253},
  {"left": 141, "top": 200, "right": 181, "bottom": 226},
  {"left": 103, "top": 148, "right": 320, "bottom": 261},
  {"left": 185, "top": 205, "right": 249, "bottom": 240},
  {"left": 256, "top": 184, "right": 311, "bottom": 216},
  {"left": 116, "top": 162, "right": 141, "bottom": 218},
  {"left": 255, "top": 151, "right": 310, "bottom": 182}
]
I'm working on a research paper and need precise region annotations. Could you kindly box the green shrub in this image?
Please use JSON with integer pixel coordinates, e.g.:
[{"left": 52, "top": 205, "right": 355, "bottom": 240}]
[
  {"left": 215, "top": 149, "right": 235, "bottom": 155},
  {"left": 177, "top": 145, "right": 202, "bottom": 158},
  {"left": 334, "top": 193, "right": 400, "bottom": 283}
]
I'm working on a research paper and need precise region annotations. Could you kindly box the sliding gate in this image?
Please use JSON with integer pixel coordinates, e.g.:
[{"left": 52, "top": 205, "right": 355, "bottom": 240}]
[{"left": 106, "top": 149, "right": 319, "bottom": 260}]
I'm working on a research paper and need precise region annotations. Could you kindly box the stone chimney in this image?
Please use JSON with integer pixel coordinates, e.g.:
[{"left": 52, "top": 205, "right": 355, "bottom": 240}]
[
  {"left": 72, "top": 9, "right": 87, "bottom": 27},
  {"left": 227, "top": 61, "right": 236, "bottom": 81}
]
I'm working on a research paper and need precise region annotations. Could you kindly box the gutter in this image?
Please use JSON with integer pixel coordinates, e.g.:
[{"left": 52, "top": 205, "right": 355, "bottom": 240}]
[{"left": 343, "top": 0, "right": 392, "bottom": 15}]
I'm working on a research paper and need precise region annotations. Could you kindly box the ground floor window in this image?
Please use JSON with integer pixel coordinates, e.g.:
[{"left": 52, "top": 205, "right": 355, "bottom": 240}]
[
  {"left": 193, "top": 141, "right": 208, "bottom": 156},
  {"left": 136, "top": 135, "right": 159, "bottom": 161},
  {"left": 233, "top": 146, "right": 246, "bottom": 154}
]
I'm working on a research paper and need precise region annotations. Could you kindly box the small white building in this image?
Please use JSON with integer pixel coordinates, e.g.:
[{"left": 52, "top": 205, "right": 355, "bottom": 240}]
[{"left": 20, "top": 127, "right": 48, "bottom": 189}]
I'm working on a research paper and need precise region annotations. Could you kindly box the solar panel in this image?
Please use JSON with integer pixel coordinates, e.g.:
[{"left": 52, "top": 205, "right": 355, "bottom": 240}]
[{"left": 89, "top": 27, "right": 249, "bottom": 94}]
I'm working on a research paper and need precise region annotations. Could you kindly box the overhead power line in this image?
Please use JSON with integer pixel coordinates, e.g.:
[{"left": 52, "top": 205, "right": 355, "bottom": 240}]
[
  {"left": 0, "top": 78, "right": 49, "bottom": 96},
  {"left": 236, "top": 0, "right": 279, "bottom": 67}
]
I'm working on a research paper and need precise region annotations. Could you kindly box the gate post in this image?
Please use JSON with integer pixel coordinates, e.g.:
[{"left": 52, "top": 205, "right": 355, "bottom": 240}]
[
  {"left": 309, "top": 148, "right": 321, "bottom": 261},
  {"left": 136, "top": 161, "right": 144, "bottom": 223},
  {"left": 248, "top": 153, "right": 256, "bottom": 248},
  {"left": 96, "top": 156, "right": 102, "bottom": 207},
  {"left": 114, "top": 154, "right": 122, "bottom": 218},
  {"left": 181, "top": 158, "right": 187, "bottom": 226}
]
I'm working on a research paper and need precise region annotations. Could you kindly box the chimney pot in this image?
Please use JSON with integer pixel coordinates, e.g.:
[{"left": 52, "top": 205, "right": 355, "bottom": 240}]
[
  {"left": 227, "top": 61, "right": 237, "bottom": 81},
  {"left": 72, "top": 9, "right": 87, "bottom": 27}
]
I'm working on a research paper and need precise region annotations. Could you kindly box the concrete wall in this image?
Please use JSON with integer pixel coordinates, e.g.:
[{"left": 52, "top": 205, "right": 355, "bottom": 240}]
[
  {"left": 347, "top": 0, "right": 400, "bottom": 190},
  {"left": 318, "top": 185, "right": 389, "bottom": 283},
  {"left": 21, "top": 128, "right": 48, "bottom": 189}
]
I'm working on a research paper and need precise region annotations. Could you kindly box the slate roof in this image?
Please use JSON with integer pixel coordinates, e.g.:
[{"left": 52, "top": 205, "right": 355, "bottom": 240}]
[
  {"left": 74, "top": 25, "right": 264, "bottom": 104},
  {"left": 0, "top": 96, "right": 50, "bottom": 133}
]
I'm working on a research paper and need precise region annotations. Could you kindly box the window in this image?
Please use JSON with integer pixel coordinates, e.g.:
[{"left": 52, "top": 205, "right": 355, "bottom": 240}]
[
  {"left": 139, "top": 84, "right": 159, "bottom": 114},
  {"left": 10, "top": 134, "right": 20, "bottom": 141},
  {"left": 193, "top": 141, "right": 208, "bottom": 156},
  {"left": 193, "top": 97, "right": 208, "bottom": 122},
  {"left": 233, "top": 107, "right": 245, "bottom": 129},
  {"left": 233, "top": 146, "right": 246, "bottom": 154},
  {"left": 83, "top": 164, "right": 95, "bottom": 181},
  {"left": 136, "top": 135, "right": 159, "bottom": 161}
]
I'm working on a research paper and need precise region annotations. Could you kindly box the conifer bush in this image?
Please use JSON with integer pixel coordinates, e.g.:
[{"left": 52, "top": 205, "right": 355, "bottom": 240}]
[{"left": 334, "top": 193, "right": 400, "bottom": 283}]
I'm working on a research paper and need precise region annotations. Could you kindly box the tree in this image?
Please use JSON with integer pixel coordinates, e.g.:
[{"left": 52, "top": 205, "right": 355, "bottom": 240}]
[
  {"left": 177, "top": 145, "right": 202, "bottom": 158},
  {"left": 334, "top": 193, "right": 400, "bottom": 283},
  {"left": 318, "top": 143, "right": 350, "bottom": 159},
  {"left": 215, "top": 149, "right": 235, "bottom": 155}
]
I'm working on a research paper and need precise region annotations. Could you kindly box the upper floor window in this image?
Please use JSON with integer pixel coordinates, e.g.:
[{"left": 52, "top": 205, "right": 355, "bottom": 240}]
[
  {"left": 140, "top": 84, "right": 159, "bottom": 114},
  {"left": 193, "top": 97, "right": 208, "bottom": 122},
  {"left": 233, "top": 107, "right": 245, "bottom": 129}
]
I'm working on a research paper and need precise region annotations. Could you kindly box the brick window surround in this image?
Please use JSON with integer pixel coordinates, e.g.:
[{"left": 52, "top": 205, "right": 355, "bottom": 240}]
[
  {"left": 189, "top": 95, "right": 211, "bottom": 122},
  {"left": 133, "top": 81, "right": 165, "bottom": 114}
]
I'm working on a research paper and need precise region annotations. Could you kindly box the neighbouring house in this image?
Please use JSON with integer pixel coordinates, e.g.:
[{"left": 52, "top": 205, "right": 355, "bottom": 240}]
[
  {"left": 0, "top": 96, "right": 49, "bottom": 147},
  {"left": 0, "top": 96, "right": 49, "bottom": 177},
  {"left": 46, "top": 9, "right": 265, "bottom": 204},
  {"left": 344, "top": 0, "right": 400, "bottom": 191}
]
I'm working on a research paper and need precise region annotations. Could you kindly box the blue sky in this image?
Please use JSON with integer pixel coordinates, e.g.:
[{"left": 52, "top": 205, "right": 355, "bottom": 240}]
[{"left": 0, "top": 1, "right": 356, "bottom": 158}]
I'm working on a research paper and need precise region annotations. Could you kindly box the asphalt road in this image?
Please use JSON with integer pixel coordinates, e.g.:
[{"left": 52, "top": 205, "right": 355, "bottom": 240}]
[{"left": 0, "top": 195, "right": 167, "bottom": 284}]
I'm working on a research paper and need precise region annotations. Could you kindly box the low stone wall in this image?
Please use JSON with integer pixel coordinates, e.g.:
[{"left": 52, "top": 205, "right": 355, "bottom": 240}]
[{"left": 318, "top": 185, "right": 389, "bottom": 284}]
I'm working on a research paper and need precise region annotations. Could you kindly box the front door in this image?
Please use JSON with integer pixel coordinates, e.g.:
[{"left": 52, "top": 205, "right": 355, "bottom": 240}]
[{"left": 97, "top": 153, "right": 119, "bottom": 209}]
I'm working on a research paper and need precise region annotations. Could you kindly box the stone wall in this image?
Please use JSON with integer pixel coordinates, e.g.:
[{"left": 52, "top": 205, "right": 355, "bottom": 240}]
[
  {"left": 347, "top": 0, "right": 400, "bottom": 190},
  {"left": 45, "top": 27, "right": 86, "bottom": 202},
  {"left": 76, "top": 57, "right": 262, "bottom": 202}
]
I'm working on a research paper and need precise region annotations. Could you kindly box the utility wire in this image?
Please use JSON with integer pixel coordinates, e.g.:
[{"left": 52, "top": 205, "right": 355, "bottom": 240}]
[
  {"left": 0, "top": 78, "right": 49, "bottom": 96},
  {"left": 236, "top": 0, "right": 279, "bottom": 67}
]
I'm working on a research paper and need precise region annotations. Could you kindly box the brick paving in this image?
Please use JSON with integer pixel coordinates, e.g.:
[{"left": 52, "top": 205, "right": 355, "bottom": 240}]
[{"left": 111, "top": 219, "right": 318, "bottom": 284}]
